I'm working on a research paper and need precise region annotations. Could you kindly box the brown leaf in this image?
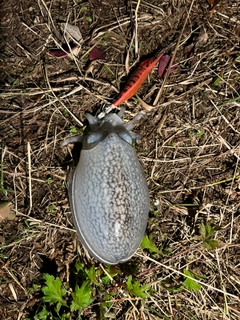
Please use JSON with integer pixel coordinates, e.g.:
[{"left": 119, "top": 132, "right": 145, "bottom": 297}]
[
  {"left": 49, "top": 43, "right": 79, "bottom": 58},
  {"left": 49, "top": 23, "right": 82, "bottom": 59},
  {"left": 158, "top": 55, "right": 177, "bottom": 77},
  {"left": 158, "top": 55, "right": 170, "bottom": 77},
  {"left": 197, "top": 32, "right": 208, "bottom": 45},
  {"left": 0, "top": 201, "right": 15, "bottom": 222},
  {"left": 89, "top": 47, "right": 106, "bottom": 61}
]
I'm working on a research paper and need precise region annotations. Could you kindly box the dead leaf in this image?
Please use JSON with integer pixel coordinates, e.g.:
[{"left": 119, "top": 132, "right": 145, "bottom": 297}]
[
  {"left": 196, "top": 32, "right": 208, "bottom": 45},
  {"left": 61, "top": 23, "right": 83, "bottom": 43},
  {"left": 49, "top": 23, "right": 82, "bottom": 59},
  {"left": 89, "top": 47, "right": 106, "bottom": 61},
  {"left": 184, "top": 43, "right": 195, "bottom": 57},
  {"left": 85, "top": 61, "right": 96, "bottom": 76},
  {"left": 0, "top": 201, "right": 15, "bottom": 222},
  {"left": 158, "top": 55, "right": 170, "bottom": 77},
  {"left": 49, "top": 43, "right": 79, "bottom": 58},
  {"left": 158, "top": 55, "right": 177, "bottom": 77}
]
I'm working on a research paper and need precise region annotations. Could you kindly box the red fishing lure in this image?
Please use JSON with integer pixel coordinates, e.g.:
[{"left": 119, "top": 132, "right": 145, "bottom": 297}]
[{"left": 112, "top": 51, "right": 164, "bottom": 107}]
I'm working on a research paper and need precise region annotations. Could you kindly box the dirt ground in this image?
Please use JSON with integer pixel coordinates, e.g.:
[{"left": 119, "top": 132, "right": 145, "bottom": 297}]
[{"left": 0, "top": 0, "right": 240, "bottom": 319}]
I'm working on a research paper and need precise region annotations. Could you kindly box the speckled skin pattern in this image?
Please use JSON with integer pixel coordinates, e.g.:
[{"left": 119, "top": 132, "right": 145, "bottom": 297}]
[{"left": 66, "top": 112, "right": 149, "bottom": 264}]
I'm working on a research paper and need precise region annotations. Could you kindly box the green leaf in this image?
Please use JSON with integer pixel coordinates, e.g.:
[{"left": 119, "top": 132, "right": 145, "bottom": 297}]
[
  {"left": 200, "top": 222, "right": 207, "bottom": 239},
  {"left": 126, "top": 275, "right": 151, "bottom": 299},
  {"left": 42, "top": 274, "right": 67, "bottom": 308},
  {"left": 69, "top": 126, "right": 79, "bottom": 134},
  {"left": 203, "top": 239, "right": 220, "bottom": 250},
  {"left": 140, "top": 234, "right": 161, "bottom": 254},
  {"left": 63, "top": 108, "right": 69, "bottom": 116},
  {"left": 196, "top": 130, "right": 204, "bottom": 138},
  {"left": 33, "top": 306, "right": 49, "bottom": 320},
  {"left": 200, "top": 221, "right": 220, "bottom": 240},
  {"left": 101, "top": 265, "right": 121, "bottom": 284},
  {"left": 86, "top": 16, "right": 92, "bottom": 23},
  {"left": 46, "top": 177, "right": 53, "bottom": 184},
  {"left": 183, "top": 270, "right": 201, "bottom": 291},
  {"left": 70, "top": 281, "right": 93, "bottom": 312},
  {"left": 74, "top": 259, "right": 85, "bottom": 273},
  {"left": 200, "top": 221, "right": 220, "bottom": 249},
  {"left": 211, "top": 75, "right": 223, "bottom": 87},
  {"left": 85, "top": 265, "right": 98, "bottom": 285}
]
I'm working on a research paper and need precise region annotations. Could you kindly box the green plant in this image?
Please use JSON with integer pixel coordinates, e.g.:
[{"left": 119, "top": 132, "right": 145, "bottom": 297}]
[
  {"left": 80, "top": 6, "right": 92, "bottom": 23},
  {"left": 31, "top": 255, "right": 155, "bottom": 320},
  {"left": 199, "top": 221, "right": 221, "bottom": 249},
  {"left": 33, "top": 273, "right": 93, "bottom": 319},
  {"left": 48, "top": 204, "right": 55, "bottom": 213},
  {"left": 101, "top": 265, "right": 121, "bottom": 285},
  {"left": 85, "top": 16, "right": 92, "bottom": 23},
  {"left": 31, "top": 258, "right": 125, "bottom": 319},
  {"left": 161, "top": 269, "right": 204, "bottom": 293},
  {"left": 69, "top": 126, "right": 82, "bottom": 134},
  {"left": 46, "top": 177, "right": 53, "bottom": 185},
  {"left": 170, "top": 141, "right": 177, "bottom": 147},
  {"left": 63, "top": 108, "right": 70, "bottom": 116},
  {"left": 161, "top": 279, "right": 184, "bottom": 293},
  {"left": 183, "top": 269, "right": 202, "bottom": 291},
  {"left": 211, "top": 74, "right": 223, "bottom": 87},
  {"left": 42, "top": 274, "right": 67, "bottom": 312},
  {"left": 195, "top": 130, "right": 204, "bottom": 138},
  {"left": 141, "top": 234, "right": 162, "bottom": 255},
  {"left": 81, "top": 6, "right": 87, "bottom": 12},
  {"left": 125, "top": 275, "right": 151, "bottom": 298},
  {"left": 70, "top": 281, "right": 93, "bottom": 312}
]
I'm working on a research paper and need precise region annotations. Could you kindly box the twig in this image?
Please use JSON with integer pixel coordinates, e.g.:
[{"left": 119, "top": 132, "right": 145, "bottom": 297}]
[
  {"left": 153, "top": 0, "right": 195, "bottom": 106},
  {"left": 27, "top": 142, "right": 32, "bottom": 215},
  {"left": 134, "top": 0, "right": 141, "bottom": 55},
  {"left": 136, "top": 253, "right": 240, "bottom": 300}
]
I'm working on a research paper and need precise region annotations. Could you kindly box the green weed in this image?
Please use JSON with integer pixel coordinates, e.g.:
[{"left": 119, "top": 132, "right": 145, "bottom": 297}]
[
  {"left": 42, "top": 274, "right": 67, "bottom": 312},
  {"left": 85, "top": 16, "right": 92, "bottom": 23},
  {"left": 141, "top": 234, "right": 162, "bottom": 255},
  {"left": 70, "top": 281, "right": 93, "bottom": 312},
  {"left": 161, "top": 269, "right": 204, "bottom": 293},
  {"left": 195, "top": 130, "right": 204, "bottom": 138},
  {"left": 69, "top": 126, "right": 83, "bottom": 134},
  {"left": 47, "top": 204, "right": 56, "bottom": 213},
  {"left": 30, "top": 273, "right": 92, "bottom": 319},
  {"left": 211, "top": 74, "right": 223, "bottom": 87},
  {"left": 183, "top": 269, "right": 202, "bottom": 291},
  {"left": 46, "top": 177, "right": 53, "bottom": 185},
  {"left": 126, "top": 275, "right": 151, "bottom": 298},
  {"left": 29, "top": 256, "right": 154, "bottom": 319},
  {"left": 199, "top": 220, "right": 221, "bottom": 249}
]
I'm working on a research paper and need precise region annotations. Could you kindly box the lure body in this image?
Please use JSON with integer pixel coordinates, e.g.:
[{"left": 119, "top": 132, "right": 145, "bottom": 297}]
[
  {"left": 63, "top": 111, "right": 149, "bottom": 265},
  {"left": 112, "top": 52, "right": 164, "bottom": 107}
]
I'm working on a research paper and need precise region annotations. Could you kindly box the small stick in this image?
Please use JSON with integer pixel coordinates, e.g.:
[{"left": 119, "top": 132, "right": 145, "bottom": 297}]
[
  {"left": 27, "top": 142, "right": 32, "bottom": 215},
  {"left": 153, "top": 0, "right": 196, "bottom": 106}
]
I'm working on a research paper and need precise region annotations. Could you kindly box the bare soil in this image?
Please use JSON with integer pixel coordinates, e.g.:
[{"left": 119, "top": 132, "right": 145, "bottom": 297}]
[{"left": 0, "top": 0, "right": 240, "bottom": 319}]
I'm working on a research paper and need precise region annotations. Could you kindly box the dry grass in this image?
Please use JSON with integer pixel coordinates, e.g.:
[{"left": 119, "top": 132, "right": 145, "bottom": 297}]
[{"left": 0, "top": 0, "right": 240, "bottom": 319}]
